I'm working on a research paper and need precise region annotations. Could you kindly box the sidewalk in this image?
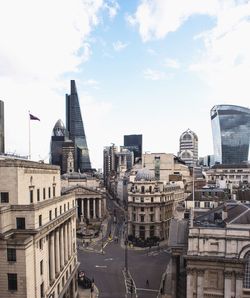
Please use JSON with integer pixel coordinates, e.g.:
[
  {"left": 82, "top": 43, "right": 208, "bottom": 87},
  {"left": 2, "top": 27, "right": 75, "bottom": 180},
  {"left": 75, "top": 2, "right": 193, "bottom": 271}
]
[{"left": 78, "top": 285, "right": 99, "bottom": 298}]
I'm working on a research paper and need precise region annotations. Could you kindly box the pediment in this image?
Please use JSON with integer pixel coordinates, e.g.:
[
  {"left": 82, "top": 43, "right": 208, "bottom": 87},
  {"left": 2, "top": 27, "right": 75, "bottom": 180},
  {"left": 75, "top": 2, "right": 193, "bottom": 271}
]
[{"left": 62, "top": 185, "right": 102, "bottom": 196}]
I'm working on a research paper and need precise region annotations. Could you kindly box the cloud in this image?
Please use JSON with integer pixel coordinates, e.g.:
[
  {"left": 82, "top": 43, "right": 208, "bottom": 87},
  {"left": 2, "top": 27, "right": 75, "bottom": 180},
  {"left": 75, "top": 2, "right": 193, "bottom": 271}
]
[
  {"left": 104, "top": 0, "right": 120, "bottom": 19},
  {"left": 143, "top": 68, "right": 172, "bottom": 80},
  {"left": 147, "top": 48, "right": 157, "bottom": 56},
  {"left": 128, "top": 0, "right": 221, "bottom": 42},
  {"left": 189, "top": 1, "right": 250, "bottom": 103},
  {"left": 83, "top": 79, "right": 100, "bottom": 88},
  {"left": 0, "top": 0, "right": 108, "bottom": 166},
  {"left": 164, "top": 58, "right": 180, "bottom": 69},
  {"left": 113, "top": 40, "right": 129, "bottom": 51}
]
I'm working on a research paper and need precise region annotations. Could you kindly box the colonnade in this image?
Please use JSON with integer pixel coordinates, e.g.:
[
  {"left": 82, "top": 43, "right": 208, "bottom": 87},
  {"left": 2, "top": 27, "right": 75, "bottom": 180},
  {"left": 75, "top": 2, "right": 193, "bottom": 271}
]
[
  {"left": 48, "top": 219, "right": 74, "bottom": 283},
  {"left": 77, "top": 198, "right": 102, "bottom": 221}
]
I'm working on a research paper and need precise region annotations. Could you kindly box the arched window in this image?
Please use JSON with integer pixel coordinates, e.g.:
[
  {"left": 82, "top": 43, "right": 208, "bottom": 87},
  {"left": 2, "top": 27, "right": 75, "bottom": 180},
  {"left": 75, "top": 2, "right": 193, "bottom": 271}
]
[
  {"left": 244, "top": 252, "right": 250, "bottom": 288},
  {"left": 182, "top": 133, "right": 192, "bottom": 141}
]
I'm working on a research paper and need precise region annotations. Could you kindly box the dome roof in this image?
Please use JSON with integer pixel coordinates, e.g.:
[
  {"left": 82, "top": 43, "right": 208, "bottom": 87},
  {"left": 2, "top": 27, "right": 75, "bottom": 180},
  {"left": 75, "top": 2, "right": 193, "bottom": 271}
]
[
  {"left": 135, "top": 168, "right": 155, "bottom": 181},
  {"left": 52, "top": 119, "right": 66, "bottom": 137}
]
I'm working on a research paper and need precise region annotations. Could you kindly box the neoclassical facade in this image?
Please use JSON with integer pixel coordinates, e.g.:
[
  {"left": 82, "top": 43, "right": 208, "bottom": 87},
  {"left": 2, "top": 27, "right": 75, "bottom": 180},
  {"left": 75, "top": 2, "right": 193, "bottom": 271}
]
[
  {"left": 0, "top": 158, "right": 78, "bottom": 298},
  {"left": 62, "top": 185, "right": 106, "bottom": 223},
  {"left": 186, "top": 201, "right": 250, "bottom": 298},
  {"left": 127, "top": 168, "right": 183, "bottom": 241}
]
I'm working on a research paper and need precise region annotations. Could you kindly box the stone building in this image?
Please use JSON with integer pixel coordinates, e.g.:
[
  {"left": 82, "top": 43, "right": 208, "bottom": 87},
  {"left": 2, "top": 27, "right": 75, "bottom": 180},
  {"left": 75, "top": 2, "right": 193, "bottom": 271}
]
[
  {"left": 127, "top": 168, "right": 184, "bottom": 241},
  {"left": 0, "top": 158, "right": 78, "bottom": 298},
  {"left": 186, "top": 201, "right": 250, "bottom": 297}
]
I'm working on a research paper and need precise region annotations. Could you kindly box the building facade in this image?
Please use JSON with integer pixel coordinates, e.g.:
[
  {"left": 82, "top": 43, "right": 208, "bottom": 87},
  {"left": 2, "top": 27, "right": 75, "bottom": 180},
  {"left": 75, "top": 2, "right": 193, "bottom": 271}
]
[
  {"left": 103, "top": 144, "right": 118, "bottom": 187},
  {"left": 178, "top": 129, "right": 198, "bottom": 167},
  {"left": 0, "top": 100, "right": 4, "bottom": 154},
  {"left": 124, "top": 134, "right": 142, "bottom": 163},
  {"left": 0, "top": 158, "right": 78, "bottom": 298},
  {"left": 211, "top": 105, "right": 250, "bottom": 165},
  {"left": 127, "top": 168, "right": 184, "bottom": 241}
]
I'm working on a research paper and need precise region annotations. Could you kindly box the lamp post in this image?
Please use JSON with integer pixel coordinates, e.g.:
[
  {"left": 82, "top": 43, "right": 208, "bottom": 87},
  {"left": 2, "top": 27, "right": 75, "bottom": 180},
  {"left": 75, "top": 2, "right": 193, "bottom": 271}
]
[
  {"left": 101, "top": 227, "right": 104, "bottom": 254},
  {"left": 124, "top": 202, "right": 128, "bottom": 276}
]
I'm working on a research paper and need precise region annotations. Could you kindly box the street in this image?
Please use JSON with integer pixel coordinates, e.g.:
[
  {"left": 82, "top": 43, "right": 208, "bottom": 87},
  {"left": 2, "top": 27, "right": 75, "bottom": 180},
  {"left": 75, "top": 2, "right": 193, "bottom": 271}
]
[{"left": 77, "top": 197, "right": 171, "bottom": 298}]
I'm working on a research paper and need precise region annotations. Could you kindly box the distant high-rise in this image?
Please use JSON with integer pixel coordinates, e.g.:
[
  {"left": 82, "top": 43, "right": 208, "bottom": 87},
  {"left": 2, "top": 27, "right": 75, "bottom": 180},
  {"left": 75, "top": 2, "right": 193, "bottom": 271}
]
[
  {"left": 103, "top": 144, "right": 118, "bottom": 186},
  {"left": 124, "top": 134, "right": 142, "bottom": 163},
  {"left": 211, "top": 105, "right": 250, "bottom": 164},
  {"left": 0, "top": 100, "right": 4, "bottom": 153},
  {"left": 178, "top": 129, "right": 198, "bottom": 167},
  {"left": 50, "top": 119, "right": 67, "bottom": 167},
  {"left": 66, "top": 80, "right": 91, "bottom": 172}
]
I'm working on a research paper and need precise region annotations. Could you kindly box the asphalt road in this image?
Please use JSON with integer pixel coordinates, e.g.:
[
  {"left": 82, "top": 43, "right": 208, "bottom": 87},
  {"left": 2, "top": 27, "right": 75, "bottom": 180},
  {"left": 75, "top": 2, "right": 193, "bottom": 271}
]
[{"left": 77, "top": 197, "right": 171, "bottom": 298}]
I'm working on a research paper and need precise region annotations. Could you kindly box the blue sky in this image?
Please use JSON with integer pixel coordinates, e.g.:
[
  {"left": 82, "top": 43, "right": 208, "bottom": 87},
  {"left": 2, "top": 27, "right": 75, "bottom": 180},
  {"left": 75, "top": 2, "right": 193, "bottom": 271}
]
[{"left": 0, "top": 0, "right": 250, "bottom": 169}]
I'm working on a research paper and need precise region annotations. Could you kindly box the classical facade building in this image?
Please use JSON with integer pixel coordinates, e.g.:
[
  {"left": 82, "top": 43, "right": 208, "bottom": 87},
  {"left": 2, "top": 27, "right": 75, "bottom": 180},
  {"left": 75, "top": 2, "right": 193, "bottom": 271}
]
[
  {"left": 186, "top": 201, "right": 250, "bottom": 298},
  {"left": 211, "top": 104, "right": 250, "bottom": 165},
  {"left": 0, "top": 158, "right": 78, "bottom": 298},
  {"left": 127, "top": 168, "right": 184, "bottom": 241},
  {"left": 178, "top": 129, "right": 198, "bottom": 167}
]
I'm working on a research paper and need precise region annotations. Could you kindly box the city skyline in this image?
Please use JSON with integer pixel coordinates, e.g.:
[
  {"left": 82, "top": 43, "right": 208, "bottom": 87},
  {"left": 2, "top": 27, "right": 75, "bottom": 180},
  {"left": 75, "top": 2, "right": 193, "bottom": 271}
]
[{"left": 0, "top": 0, "right": 250, "bottom": 169}]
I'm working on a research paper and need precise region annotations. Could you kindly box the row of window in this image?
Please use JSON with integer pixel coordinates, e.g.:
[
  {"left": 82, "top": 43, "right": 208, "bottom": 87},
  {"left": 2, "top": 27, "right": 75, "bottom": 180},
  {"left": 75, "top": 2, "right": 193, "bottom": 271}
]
[{"left": 30, "top": 186, "right": 56, "bottom": 203}]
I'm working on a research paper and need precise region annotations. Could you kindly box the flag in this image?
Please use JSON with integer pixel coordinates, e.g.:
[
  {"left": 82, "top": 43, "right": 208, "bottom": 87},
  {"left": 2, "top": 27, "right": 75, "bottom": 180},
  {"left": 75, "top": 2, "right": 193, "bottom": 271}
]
[{"left": 29, "top": 113, "right": 40, "bottom": 121}]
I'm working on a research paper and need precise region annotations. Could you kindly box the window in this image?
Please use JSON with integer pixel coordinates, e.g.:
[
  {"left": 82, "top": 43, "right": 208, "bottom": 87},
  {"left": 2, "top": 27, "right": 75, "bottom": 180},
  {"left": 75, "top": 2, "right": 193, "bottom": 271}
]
[
  {"left": 64, "top": 204, "right": 66, "bottom": 212},
  {"left": 49, "top": 210, "right": 52, "bottom": 220},
  {"left": 151, "top": 197, "right": 154, "bottom": 203},
  {"left": 7, "top": 248, "right": 16, "bottom": 262},
  {"left": 68, "top": 202, "right": 69, "bottom": 210},
  {"left": 39, "top": 215, "right": 42, "bottom": 227},
  {"left": 43, "top": 188, "right": 46, "bottom": 200},
  {"left": 62, "top": 276, "right": 65, "bottom": 286},
  {"left": 140, "top": 198, "right": 144, "bottom": 203},
  {"left": 60, "top": 206, "right": 62, "bottom": 214},
  {"left": 55, "top": 208, "right": 57, "bottom": 218},
  {"left": 194, "top": 201, "right": 200, "bottom": 208},
  {"left": 1, "top": 192, "right": 9, "bottom": 203},
  {"left": 8, "top": 273, "right": 17, "bottom": 291},
  {"left": 40, "top": 260, "right": 43, "bottom": 275},
  {"left": 141, "top": 186, "right": 145, "bottom": 193},
  {"left": 40, "top": 282, "right": 44, "bottom": 298},
  {"left": 48, "top": 187, "right": 51, "bottom": 198},
  {"left": 204, "top": 202, "right": 210, "bottom": 208},
  {"left": 141, "top": 207, "right": 144, "bottom": 212},
  {"left": 37, "top": 189, "right": 40, "bottom": 202},
  {"left": 39, "top": 239, "right": 43, "bottom": 250},
  {"left": 16, "top": 218, "right": 25, "bottom": 229},
  {"left": 244, "top": 252, "right": 250, "bottom": 288},
  {"left": 72, "top": 200, "right": 74, "bottom": 207},
  {"left": 140, "top": 215, "right": 144, "bottom": 222},
  {"left": 150, "top": 214, "right": 154, "bottom": 222},
  {"left": 66, "top": 270, "right": 68, "bottom": 280},
  {"left": 53, "top": 186, "right": 55, "bottom": 197},
  {"left": 57, "top": 283, "right": 60, "bottom": 295},
  {"left": 150, "top": 207, "right": 153, "bottom": 212},
  {"left": 30, "top": 190, "right": 33, "bottom": 203}
]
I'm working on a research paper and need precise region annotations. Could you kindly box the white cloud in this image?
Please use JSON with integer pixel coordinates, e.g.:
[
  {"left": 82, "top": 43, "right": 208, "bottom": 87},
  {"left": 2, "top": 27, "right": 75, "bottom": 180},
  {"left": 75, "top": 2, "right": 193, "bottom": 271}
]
[
  {"left": 147, "top": 48, "right": 157, "bottom": 56},
  {"left": 164, "top": 58, "right": 180, "bottom": 69},
  {"left": 0, "top": 0, "right": 108, "bottom": 167},
  {"left": 113, "top": 40, "right": 129, "bottom": 51},
  {"left": 83, "top": 79, "right": 100, "bottom": 88},
  {"left": 189, "top": 2, "right": 250, "bottom": 103},
  {"left": 128, "top": 0, "right": 221, "bottom": 42},
  {"left": 143, "top": 68, "right": 171, "bottom": 80},
  {"left": 104, "top": 0, "right": 120, "bottom": 19}
]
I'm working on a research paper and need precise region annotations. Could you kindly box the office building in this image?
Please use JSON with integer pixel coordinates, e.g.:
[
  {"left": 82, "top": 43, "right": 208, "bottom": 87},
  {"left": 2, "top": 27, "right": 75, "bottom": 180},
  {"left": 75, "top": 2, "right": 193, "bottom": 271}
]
[
  {"left": 66, "top": 80, "right": 91, "bottom": 172},
  {"left": 0, "top": 158, "right": 78, "bottom": 298},
  {"left": 103, "top": 144, "right": 118, "bottom": 186},
  {"left": 211, "top": 105, "right": 250, "bottom": 165},
  {"left": 124, "top": 134, "right": 142, "bottom": 163},
  {"left": 178, "top": 129, "right": 198, "bottom": 167},
  {"left": 0, "top": 100, "right": 4, "bottom": 153}
]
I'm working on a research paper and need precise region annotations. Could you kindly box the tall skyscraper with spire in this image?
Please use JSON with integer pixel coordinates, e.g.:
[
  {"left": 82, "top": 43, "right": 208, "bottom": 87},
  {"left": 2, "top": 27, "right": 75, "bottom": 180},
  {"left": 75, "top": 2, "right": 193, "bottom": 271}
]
[{"left": 66, "top": 80, "right": 91, "bottom": 172}]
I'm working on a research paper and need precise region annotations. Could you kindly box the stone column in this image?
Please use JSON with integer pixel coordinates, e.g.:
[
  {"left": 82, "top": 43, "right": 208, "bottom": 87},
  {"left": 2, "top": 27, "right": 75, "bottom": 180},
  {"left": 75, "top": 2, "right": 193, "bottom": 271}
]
[
  {"left": 99, "top": 199, "right": 102, "bottom": 218},
  {"left": 49, "top": 231, "right": 55, "bottom": 282},
  {"left": 224, "top": 271, "right": 232, "bottom": 298},
  {"left": 55, "top": 228, "right": 60, "bottom": 276},
  {"left": 59, "top": 225, "right": 64, "bottom": 270},
  {"left": 68, "top": 220, "right": 72, "bottom": 258},
  {"left": 197, "top": 269, "right": 204, "bottom": 298},
  {"left": 93, "top": 199, "right": 96, "bottom": 219},
  {"left": 81, "top": 199, "right": 84, "bottom": 222},
  {"left": 186, "top": 268, "right": 194, "bottom": 298},
  {"left": 235, "top": 272, "right": 243, "bottom": 298},
  {"left": 64, "top": 222, "right": 68, "bottom": 263},
  {"left": 87, "top": 199, "right": 90, "bottom": 219}
]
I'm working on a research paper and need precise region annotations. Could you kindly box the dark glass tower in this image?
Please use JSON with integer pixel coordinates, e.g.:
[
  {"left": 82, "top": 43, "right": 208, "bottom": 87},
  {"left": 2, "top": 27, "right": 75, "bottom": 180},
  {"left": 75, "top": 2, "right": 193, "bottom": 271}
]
[
  {"left": 66, "top": 80, "right": 91, "bottom": 172},
  {"left": 211, "top": 105, "right": 250, "bottom": 164},
  {"left": 124, "top": 134, "right": 142, "bottom": 163}
]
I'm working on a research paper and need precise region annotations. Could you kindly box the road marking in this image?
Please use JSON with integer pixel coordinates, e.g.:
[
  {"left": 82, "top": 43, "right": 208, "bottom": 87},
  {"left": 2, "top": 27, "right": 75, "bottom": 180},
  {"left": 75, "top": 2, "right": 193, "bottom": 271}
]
[
  {"left": 137, "top": 288, "right": 158, "bottom": 292},
  {"left": 104, "top": 258, "right": 113, "bottom": 261},
  {"left": 95, "top": 265, "right": 107, "bottom": 268}
]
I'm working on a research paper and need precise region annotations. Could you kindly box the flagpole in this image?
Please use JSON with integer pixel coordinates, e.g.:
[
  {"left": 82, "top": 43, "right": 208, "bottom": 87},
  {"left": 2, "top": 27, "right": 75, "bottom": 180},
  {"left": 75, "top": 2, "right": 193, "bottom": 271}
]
[{"left": 28, "top": 111, "right": 31, "bottom": 160}]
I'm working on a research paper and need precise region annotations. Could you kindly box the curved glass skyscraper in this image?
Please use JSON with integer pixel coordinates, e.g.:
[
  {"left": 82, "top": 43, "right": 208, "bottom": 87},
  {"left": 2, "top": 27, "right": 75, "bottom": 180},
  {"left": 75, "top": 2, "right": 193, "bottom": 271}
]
[{"left": 211, "top": 105, "right": 250, "bottom": 164}]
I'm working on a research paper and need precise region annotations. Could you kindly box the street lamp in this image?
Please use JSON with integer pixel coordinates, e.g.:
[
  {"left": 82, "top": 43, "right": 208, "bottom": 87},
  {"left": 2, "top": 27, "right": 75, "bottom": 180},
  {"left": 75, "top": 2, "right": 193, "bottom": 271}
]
[
  {"left": 124, "top": 202, "right": 128, "bottom": 276},
  {"left": 101, "top": 227, "right": 104, "bottom": 254}
]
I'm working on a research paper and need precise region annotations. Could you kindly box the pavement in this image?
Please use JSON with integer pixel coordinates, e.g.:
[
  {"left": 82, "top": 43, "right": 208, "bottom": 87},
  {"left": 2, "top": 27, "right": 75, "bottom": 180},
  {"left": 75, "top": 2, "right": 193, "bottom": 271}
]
[{"left": 78, "top": 284, "right": 99, "bottom": 298}]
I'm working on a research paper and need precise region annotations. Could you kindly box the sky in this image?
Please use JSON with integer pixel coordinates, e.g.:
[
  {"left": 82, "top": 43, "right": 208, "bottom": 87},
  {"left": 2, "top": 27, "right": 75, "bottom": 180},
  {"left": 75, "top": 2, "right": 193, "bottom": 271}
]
[{"left": 0, "top": 0, "right": 250, "bottom": 170}]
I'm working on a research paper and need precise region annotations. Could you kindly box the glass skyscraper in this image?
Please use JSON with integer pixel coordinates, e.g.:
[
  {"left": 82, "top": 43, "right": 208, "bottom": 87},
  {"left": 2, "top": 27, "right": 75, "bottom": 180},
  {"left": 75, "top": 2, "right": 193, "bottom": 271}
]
[
  {"left": 66, "top": 80, "right": 91, "bottom": 171},
  {"left": 211, "top": 105, "right": 250, "bottom": 164}
]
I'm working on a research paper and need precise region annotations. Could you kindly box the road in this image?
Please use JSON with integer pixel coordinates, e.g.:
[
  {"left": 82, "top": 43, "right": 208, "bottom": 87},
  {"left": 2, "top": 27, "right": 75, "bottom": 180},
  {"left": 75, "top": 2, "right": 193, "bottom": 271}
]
[{"left": 77, "top": 197, "right": 171, "bottom": 298}]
